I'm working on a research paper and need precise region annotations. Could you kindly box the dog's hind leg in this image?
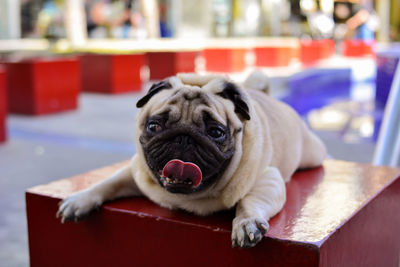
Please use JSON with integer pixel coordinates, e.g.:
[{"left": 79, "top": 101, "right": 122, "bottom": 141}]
[{"left": 299, "top": 127, "right": 327, "bottom": 169}]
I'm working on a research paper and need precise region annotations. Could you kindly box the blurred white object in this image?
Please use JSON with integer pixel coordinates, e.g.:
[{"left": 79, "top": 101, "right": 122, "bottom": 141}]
[
  {"left": 307, "top": 12, "right": 334, "bottom": 39},
  {"left": 0, "top": 0, "right": 21, "bottom": 39},
  {"left": 373, "top": 61, "right": 400, "bottom": 166},
  {"left": 65, "top": 0, "right": 87, "bottom": 47}
]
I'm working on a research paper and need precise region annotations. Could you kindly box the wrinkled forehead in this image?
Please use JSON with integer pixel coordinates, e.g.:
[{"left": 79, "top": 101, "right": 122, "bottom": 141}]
[{"left": 146, "top": 77, "right": 230, "bottom": 125}]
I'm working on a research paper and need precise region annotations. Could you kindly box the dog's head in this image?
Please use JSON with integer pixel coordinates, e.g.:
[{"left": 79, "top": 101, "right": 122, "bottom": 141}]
[{"left": 135, "top": 74, "right": 251, "bottom": 195}]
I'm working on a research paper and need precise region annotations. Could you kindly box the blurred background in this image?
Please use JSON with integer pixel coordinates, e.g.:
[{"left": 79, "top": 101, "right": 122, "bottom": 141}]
[
  {"left": 1, "top": 0, "right": 400, "bottom": 266},
  {"left": 0, "top": 0, "right": 398, "bottom": 40}
]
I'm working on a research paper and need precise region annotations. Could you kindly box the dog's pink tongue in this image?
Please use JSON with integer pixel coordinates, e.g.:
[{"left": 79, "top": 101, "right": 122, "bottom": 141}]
[{"left": 162, "top": 159, "right": 202, "bottom": 187}]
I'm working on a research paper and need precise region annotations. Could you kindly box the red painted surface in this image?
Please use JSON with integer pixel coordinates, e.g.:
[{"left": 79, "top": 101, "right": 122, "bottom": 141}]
[
  {"left": 342, "top": 40, "right": 376, "bottom": 57},
  {"left": 5, "top": 57, "right": 80, "bottom": 115},
  {"left": 80, "top": 54, "right": 110, "bottom": 93},
  {"left": 26, "top": 160, "right": 400, "bottom": 267},
  {"left": 81, "top": 54, "right": 145, "bottom": 93},
  {"left": 147, "top": 52, "right": 175, "bottom": 80},
  {"left": 300, "top": 39, "right": 336, "bottom": 65},
  {"left": 320, "top": 39, "right": 336, "bottom": 59},
  {"left": 147, "top": 51, "right": 198, "bottom": 80},
  {"left": 254, "top": 46, "right": 295, "bottom": 67},
  {"left": 174, "top": 51, "right": 198, "bottom": 73},
  {"left": 0, "top": 66, "right": 7, "bottom": 142},
  {"left": 202, "top": 48, "right": 247, "bottom": 73}
]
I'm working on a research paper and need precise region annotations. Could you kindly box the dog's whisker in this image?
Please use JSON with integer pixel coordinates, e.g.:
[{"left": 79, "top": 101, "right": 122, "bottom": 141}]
[
  {"left": 146, "top": 141, "right": 164, "bottom": 153},
  {"left": 152, "top": 143, "right": 170, "bottom": 159},
  {"left": 153, "top": 149, "right": 171, "bottom": 165},
  {"left": 197, "top": 144, "right": 215, "bottom": 161},
  {"left": 196, "top": 147, "right": 219, "bottom": 168},
  {"left": 192, "top": 151, "right": 209, "bottom": 170}
]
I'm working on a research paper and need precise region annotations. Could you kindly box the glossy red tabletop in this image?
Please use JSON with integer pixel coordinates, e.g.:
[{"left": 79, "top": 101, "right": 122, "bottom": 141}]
[
  {"left": 26, "top": 160, "right": 400, "bottom": 267},
  {"left": 27, "top": 160, "right": 400, "bottom": 244}
]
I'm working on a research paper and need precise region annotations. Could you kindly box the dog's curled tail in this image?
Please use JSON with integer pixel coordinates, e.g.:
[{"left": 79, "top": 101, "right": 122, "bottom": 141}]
[{"left": 243, "top": 70, "right": 270, "bottom": 94}]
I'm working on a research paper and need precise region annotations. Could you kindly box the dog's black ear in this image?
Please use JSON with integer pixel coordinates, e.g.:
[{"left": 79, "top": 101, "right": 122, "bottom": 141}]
[
  {"left": 217, "top": 82, "right": 250, "bottom": 120},
  {"left": 136, "top": 81, "right": 173, "bottom": 108}
]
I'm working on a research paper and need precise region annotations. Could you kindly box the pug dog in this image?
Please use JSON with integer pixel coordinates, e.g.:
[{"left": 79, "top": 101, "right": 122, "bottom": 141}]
[{"left": 57, "top": 73, "right": 326, "bottom": 248}]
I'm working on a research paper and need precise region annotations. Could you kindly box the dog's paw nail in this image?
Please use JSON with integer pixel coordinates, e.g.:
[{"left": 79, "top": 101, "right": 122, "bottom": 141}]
[
  {"left": 232, "top": 217, "right": 269, "bottom": 248},
  {"left": 260, "top": 223, "right": 268, "bottom": 231},
  {"left": 249, "top": 232, "right": 255, "bottom": 241}
]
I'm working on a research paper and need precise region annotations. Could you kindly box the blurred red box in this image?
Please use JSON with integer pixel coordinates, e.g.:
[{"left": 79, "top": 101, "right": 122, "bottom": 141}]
[
  {"left": 4, "top": 57, "right": 79, "bottom": 115},
  {"left": 81, "top": 53, "right": 145, "bottom": 94},
  {"left": 254, "top": 46, "right": 295, "bottom": 67},
  {"left": 26, "top": 160, "right": 400, "bottom": 267},
  {"left": 0, "top": 66, "right": 7, "bottom": 142},
  {"left": 300, "top": 39, "right": 336, "bottom": 65},
  {"left": 319, "top": 39, "right": 336, "bottom": 59},
  {"left": 203, "top": 48, "right": 247, "bottom": 73},
  {"left": 147, "top": 51, "right": 198, "bottom": 80},
  {"left": 342, "top": 40, "right": 376, "bottom": 57}
]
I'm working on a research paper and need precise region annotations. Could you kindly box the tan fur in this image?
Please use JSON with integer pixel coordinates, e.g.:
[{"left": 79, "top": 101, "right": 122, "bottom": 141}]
[
  {"left": 133, "top": 75, "right": 326, "bottom": 213},
  {"left": 57, "top": 73, "right": 326, "bottom": 248}
]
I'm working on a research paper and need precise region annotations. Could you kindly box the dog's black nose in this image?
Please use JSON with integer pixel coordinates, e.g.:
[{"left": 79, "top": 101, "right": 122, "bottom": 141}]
[{"left": 174, "top": 135, "right": 194, "bottom": 146}]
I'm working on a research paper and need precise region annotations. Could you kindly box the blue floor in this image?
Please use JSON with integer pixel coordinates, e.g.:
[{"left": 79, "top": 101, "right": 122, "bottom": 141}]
[
  {"left": 10, "top": 127, "right": 135, "bottom": 155},
  {"left": 283, "top": 68, "right": 353, "bottom": 115},
  {"left": 280, "top": 67, "right": 383, "bottom": 144}
]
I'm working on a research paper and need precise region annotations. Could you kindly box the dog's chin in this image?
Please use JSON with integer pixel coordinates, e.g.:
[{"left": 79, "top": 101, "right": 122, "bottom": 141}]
[
  {"left": 158, "top": 176, "right": 196, "bottom": 194},
  {"left": 155, "top": 172, "right": 219, "bottom": 194}
]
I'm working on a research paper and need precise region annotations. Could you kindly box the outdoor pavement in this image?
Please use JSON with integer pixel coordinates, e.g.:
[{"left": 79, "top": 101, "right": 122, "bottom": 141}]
[{"left": 0, "top": 86, "right": 376, "bottom": 266}]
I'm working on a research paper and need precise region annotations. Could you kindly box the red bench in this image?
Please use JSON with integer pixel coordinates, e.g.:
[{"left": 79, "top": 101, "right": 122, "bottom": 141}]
[
  {"left": 26, "top": 160, "right": 400, "bottom": 267},
  {"left": 202, "top": 48, "right": 247, "bottom": 73},
  {"left": 300, "top": 39, "right": 336, "bottom": 66},
  {"left": 80, "top": 54, "right": 145, "bottom": 94},
  {"left": 4, "top": 57, "right": 80, "bottom": 115},
  {"left": 146, "top": 51, "right": 198, "bottom": 80},
  {"left": 254, "top": 46, "right": 296, "bottom": 67},
  {"left": 0, "top": 66, "right": 6, "bottom": 142},
  {"left": 342, "top": 40, "right": 376, "bottom": 57}
]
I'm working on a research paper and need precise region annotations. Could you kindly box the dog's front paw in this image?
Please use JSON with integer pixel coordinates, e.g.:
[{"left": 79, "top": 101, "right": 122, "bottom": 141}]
[
  {"left": 231, "top": 217, "right": 269, "bottom": 248},
  {"left": 56, "top": 190, "right": 102, "bottom": 223}
]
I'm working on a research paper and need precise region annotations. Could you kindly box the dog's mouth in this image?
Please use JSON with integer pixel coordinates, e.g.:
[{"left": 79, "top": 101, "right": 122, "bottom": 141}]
[
  {"left": 158, "top": 159, "right": 203, "bottom": 192},
  {"left": 142, "top": 127, "right": 235, "bottom": 194}
]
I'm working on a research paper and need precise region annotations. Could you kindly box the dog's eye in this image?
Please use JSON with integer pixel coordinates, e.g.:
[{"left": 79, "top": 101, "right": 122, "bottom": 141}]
[
  {"left": 207, "top": 127, "right": 225, "bottom": 140},
  {"left": 147, "top": 122, "right": 162, "bottom": 133}
]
